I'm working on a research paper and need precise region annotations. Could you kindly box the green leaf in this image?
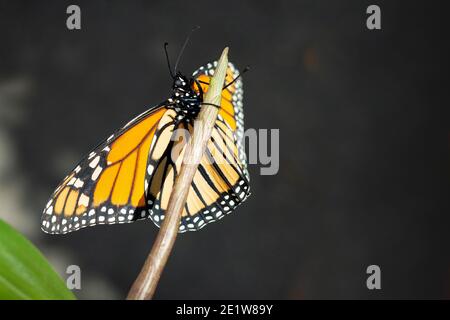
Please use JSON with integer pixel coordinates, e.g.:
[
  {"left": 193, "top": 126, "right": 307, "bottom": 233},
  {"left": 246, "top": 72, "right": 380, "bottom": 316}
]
[{"left": 0, "top": 219, "right": 76, "bottom": 300}]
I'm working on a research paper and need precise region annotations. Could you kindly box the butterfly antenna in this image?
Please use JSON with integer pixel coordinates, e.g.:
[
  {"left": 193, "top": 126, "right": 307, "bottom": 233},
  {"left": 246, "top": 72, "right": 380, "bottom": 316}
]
[
  {"left": 164, "top": 42, "right": 175, "bottom": 78},
  {"left": 174, "top": 26, "right": 200, "bottom": 74},
  {"left": 223, "top": 65, "right": 250, "bottom": 90}
]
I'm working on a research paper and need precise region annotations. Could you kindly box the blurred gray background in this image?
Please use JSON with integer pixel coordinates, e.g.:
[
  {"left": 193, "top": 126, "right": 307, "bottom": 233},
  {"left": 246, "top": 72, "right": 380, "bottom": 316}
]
[{"left": 0, "top": 0, "right": 449, "bottom": 299}]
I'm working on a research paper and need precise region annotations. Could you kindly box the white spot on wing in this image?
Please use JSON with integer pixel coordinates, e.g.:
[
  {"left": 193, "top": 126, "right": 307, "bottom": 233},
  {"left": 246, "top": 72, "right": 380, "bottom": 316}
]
[
  {"left": 91, "top": 166, "right": 102, "bottom": 181},
  {"left": 74, "top": 178, "right": 84, "bottom": 188},
  {"left": 89, "top": 156, "right": 100, "bottom": 168},
  {"left": 68, "top": 177, "right": 76, "bottom": 186},
  {"left": 79, "top": 193, "right": 89, "bottom": 207}
]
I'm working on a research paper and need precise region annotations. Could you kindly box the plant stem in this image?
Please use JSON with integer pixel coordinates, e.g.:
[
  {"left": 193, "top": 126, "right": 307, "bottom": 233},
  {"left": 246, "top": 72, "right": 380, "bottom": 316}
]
[{"left": 126, "top": 47, "right": 229, "bottom": 300}]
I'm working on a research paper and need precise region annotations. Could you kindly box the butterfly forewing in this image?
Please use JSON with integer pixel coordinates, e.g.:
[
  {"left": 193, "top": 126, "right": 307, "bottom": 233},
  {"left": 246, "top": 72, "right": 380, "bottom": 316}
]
[
  {"left": 192, "top": 61, "right": 249, "bottom": 179},
  {"left": 41, "top": 106, "right": 169, "bottom": 234}
]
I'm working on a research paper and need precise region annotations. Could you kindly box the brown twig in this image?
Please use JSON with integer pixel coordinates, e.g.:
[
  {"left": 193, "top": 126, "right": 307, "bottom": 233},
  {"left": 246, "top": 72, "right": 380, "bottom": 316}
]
[{"left": 126, "top": 47, "right": 229, "bottom": 300}]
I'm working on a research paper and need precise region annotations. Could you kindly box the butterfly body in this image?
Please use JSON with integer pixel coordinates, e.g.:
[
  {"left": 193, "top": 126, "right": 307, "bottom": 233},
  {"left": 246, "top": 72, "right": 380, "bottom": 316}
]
[
  {"left": 168, "top": 73, "right": 202, "bottom": 120},
  {"left": 42, "top": 61, "right": 250, "bottom": 234}
]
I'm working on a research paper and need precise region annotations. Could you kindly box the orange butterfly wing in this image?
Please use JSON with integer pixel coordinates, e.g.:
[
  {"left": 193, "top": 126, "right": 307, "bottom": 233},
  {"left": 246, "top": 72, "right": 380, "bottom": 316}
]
[
  {"left": 41, "top": 106, "right": 170, "bottom": 234},
  {"left": 192, "top": 62, "right": 248, "bottom": 178}
]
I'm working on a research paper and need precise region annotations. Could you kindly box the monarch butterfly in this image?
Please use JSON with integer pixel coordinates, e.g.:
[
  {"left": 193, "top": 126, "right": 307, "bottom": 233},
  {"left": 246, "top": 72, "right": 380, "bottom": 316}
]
[{"left": 41, "top": 44, "right": 251, "bottom": 234}]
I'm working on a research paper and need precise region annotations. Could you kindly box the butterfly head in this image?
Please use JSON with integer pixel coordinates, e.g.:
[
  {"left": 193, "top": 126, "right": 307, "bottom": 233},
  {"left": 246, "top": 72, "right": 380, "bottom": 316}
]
[{"left": 172, "top": 73, "right": 190, "bottom": 92}]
